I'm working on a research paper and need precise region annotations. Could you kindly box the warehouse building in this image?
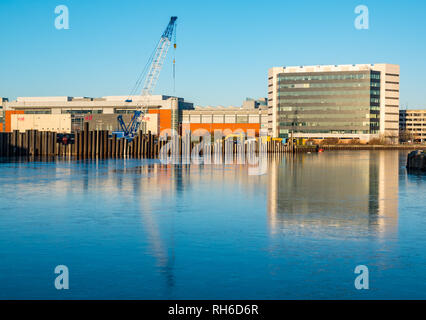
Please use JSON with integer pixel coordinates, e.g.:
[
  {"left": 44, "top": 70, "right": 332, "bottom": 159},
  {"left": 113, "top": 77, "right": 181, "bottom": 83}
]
[
  {"left": 268, "top": 64, "right": 400, "bottom": 143},
  {"left": 5, "top": 95, "right": 193, "bottom": 115},
  {"left": 182, "top": 99, "right": 268, "bottom": 136},
  {"left": 2, "top": 95, "right": 268, "bottom": 137},
  {"left": 3, "top": 95, "right": 191, "bottom": 134}
]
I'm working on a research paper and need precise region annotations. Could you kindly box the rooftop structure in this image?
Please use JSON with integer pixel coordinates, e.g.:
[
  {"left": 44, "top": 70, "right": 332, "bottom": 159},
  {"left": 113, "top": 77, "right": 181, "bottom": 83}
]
[{"left": 5, "top": 95, "right": 193, "bottom": 114}]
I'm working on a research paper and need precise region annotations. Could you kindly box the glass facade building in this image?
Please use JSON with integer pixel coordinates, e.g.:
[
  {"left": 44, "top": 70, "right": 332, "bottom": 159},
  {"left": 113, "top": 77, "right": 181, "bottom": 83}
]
[{"left": 276, "top": 70, "right": 381, "bottom": 138}]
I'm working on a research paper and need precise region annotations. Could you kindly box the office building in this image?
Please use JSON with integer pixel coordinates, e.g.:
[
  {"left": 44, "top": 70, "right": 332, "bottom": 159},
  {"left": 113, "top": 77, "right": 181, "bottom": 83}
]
[
  {"left": 268, "top": 64, "right": 400, "bottom": 143},
  {"left": 399, "top": 109, "right": 426, "bottom": 143}
]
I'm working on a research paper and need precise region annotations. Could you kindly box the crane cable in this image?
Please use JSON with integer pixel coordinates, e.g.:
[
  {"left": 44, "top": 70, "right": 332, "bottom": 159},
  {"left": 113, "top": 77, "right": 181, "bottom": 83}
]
[
  {"left": 173, "top": 23, "right": 177, "bottom": 95},
  {"left": 127, "top": 37, "right": 162, "bottom": 101}
]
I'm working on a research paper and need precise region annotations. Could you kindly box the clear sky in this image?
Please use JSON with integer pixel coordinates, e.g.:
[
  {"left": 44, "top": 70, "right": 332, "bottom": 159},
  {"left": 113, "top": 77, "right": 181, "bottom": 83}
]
[{"left": 0, "top": 0, "right": 425, "bottom": 108}]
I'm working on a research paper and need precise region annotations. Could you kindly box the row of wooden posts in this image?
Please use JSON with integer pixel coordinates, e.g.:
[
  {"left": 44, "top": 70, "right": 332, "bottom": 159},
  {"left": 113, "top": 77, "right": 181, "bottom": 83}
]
[
  {"left": 0, "top": 128, "right": 317, "bottom": 158},
  {"left": 0, "top": 129, "right": 159, "bottom": 158}
]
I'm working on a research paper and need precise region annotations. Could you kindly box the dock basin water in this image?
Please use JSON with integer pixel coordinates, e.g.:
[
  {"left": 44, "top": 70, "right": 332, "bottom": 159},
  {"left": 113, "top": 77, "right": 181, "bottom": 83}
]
[{"left": 0, "top": 150, "right": 425, "bottom": 299}]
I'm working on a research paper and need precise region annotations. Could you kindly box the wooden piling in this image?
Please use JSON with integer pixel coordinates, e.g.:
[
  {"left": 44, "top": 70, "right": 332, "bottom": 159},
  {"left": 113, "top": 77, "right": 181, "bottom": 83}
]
[{"left": 0, "top": 128, "right": 321, "bottom": 159}]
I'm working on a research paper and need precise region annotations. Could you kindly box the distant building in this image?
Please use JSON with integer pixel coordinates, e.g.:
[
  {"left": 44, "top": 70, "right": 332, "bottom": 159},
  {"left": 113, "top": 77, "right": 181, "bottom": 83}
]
[
  {"left": 268, "top": 64, "right": 400, "bottom": 143},
  {"left": 2, "top": 95, "right": 269, "bottom": 136},
  {"left": 0, "top": 98, "right": 8, "bottom": 132},
  {"left": 181, "top": 104, "right": 268, "bottom": 135},
  {"left": 242, "top": 97, "right": 268, "bottom": 109},
  {"left": 399, "top": 109, "right": 426, "bottom": 143},
  {"left": 4, "top": 95, "right": 193, "bottom": 133},
  {"left": 5, "top": 95, "right": 193, "bottom": 114}
]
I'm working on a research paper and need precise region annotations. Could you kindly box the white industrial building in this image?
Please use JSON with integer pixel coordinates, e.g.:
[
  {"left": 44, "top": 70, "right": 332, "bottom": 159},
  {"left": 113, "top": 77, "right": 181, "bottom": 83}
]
[{"left": 5, "top": 95, "right": 193, "bottom": 114}]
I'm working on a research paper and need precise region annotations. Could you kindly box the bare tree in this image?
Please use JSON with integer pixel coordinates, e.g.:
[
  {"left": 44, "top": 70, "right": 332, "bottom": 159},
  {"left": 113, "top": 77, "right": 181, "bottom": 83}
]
[{"left": 399, "top": 130, "right": 415, "bottom": 143}]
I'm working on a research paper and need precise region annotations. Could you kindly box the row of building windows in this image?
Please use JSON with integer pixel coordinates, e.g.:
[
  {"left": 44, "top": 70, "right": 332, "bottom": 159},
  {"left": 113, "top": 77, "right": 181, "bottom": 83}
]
[
  {"left": 278, "top": 105, "right": 379, "bottom": 111},
  {"left": 279, "top": 121, "right": 372, "bottom": 127},
  {"left": 278, "top": 82, "right": 380, "bottom": 89},
  {"left": 403, "top": 118, "right": 426, "bottom": 121},
  {"left": 279, "top": 113, "right": 379, "bottom": 119},
  {"left": 62, "top": 110, "right": 103, "bottom": 115},
  {"left": 278, "top": 73, "right": 377, "bottom": 82},
  {"left": 280, "top": 129, "right": 375, "bottom": 134},
  {"left": 277, "top": 89, "right": 379, "bottom": 97},
  {"left": 19, "top": 110, "right": 51, "bottom": 114},
  {"left": 116, "top": 110, "right": 137, "bottom": 114},
  {"left": 403, "top": 113, "right": 426, "bottom": 116},
  {"left": 277, "top": 97, "right": 379, "bottom": 104},
  {"left": 181, "top": 115, "right": 264, "bottom": 124}
]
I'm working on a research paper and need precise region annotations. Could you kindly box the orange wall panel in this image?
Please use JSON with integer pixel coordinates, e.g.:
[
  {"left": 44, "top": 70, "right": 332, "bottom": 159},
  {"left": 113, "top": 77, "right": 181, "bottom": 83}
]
[
  {"left": 5, "top": 110, "right": 25, "bottom": 132},
  {"left": 187, "top": 123, "right": 261, "bottom": 135},
  {"left": 148, "top": 109, "right": 172, "bottom": 133}
]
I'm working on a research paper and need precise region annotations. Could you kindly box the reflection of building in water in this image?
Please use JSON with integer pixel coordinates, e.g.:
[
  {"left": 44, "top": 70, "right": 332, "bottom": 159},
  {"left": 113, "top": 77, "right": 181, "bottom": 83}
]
[
  {"left": 267, "top": 151, "right": 399, "bottom": 235},
  {"left": 376, "top": 151, "right": 399, "bottom": 234}
]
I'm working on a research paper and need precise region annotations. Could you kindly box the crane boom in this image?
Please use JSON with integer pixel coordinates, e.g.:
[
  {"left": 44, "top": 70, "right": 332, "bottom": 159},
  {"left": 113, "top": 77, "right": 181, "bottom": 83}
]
[
  {"left": 114, "top": 16, "right": 177, "bottom": 142},
  {"left": 141, "top": 16, "right": 177, "bottom": 96}
]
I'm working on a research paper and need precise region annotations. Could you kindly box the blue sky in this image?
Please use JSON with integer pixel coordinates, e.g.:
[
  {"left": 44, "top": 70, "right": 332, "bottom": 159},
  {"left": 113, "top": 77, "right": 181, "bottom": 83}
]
[{"left": 0, "top": 0, "right": 425, "bottom": 108}]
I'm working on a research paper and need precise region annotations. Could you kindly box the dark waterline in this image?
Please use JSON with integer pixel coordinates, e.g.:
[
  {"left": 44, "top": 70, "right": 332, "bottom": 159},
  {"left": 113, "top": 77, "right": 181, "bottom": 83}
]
[{"left": 0, "top": 151, "right": 425, "bottom": 299}]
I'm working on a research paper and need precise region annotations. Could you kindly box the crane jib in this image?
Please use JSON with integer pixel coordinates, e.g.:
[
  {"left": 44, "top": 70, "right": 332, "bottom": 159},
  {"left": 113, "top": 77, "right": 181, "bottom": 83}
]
[
  {"left": 162, "top": 16, "right": 178, "bottom": 40},
  {"left": 142, "top": 16, "right": 177, "bottom": 95},
  {"left": 116, "top": 16, "right": 178, "bottom": 142}
]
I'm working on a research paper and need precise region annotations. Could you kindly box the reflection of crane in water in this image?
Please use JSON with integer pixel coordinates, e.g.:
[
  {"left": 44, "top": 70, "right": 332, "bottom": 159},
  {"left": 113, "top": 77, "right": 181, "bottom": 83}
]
[{"left": 134, "top": 163, "right": 186, "bottom": 292}]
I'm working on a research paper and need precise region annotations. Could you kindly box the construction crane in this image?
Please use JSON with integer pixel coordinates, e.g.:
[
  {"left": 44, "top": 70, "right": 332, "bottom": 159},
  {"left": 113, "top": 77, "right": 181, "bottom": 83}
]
[
  {"left": 142, "top": 16, "right": 177, "bottom": 96},
  {"left": 113, "top": 16, "right": 178, "bottom": 141},
  {"left": 114, "top": 111, "right": 144, "bottom": 141}
]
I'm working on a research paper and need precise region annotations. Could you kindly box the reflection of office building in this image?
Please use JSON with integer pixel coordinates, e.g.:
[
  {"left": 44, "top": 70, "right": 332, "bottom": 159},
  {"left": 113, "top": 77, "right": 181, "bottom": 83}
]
[
  {"left": 268, "top": 64, "right": 400, "bottom": 143},
  {"left": 267, "top": 151, "right": 399, "bottom": 235},
  {"left": 376, "top": 151, "right": 399, "bottom": 234}
]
